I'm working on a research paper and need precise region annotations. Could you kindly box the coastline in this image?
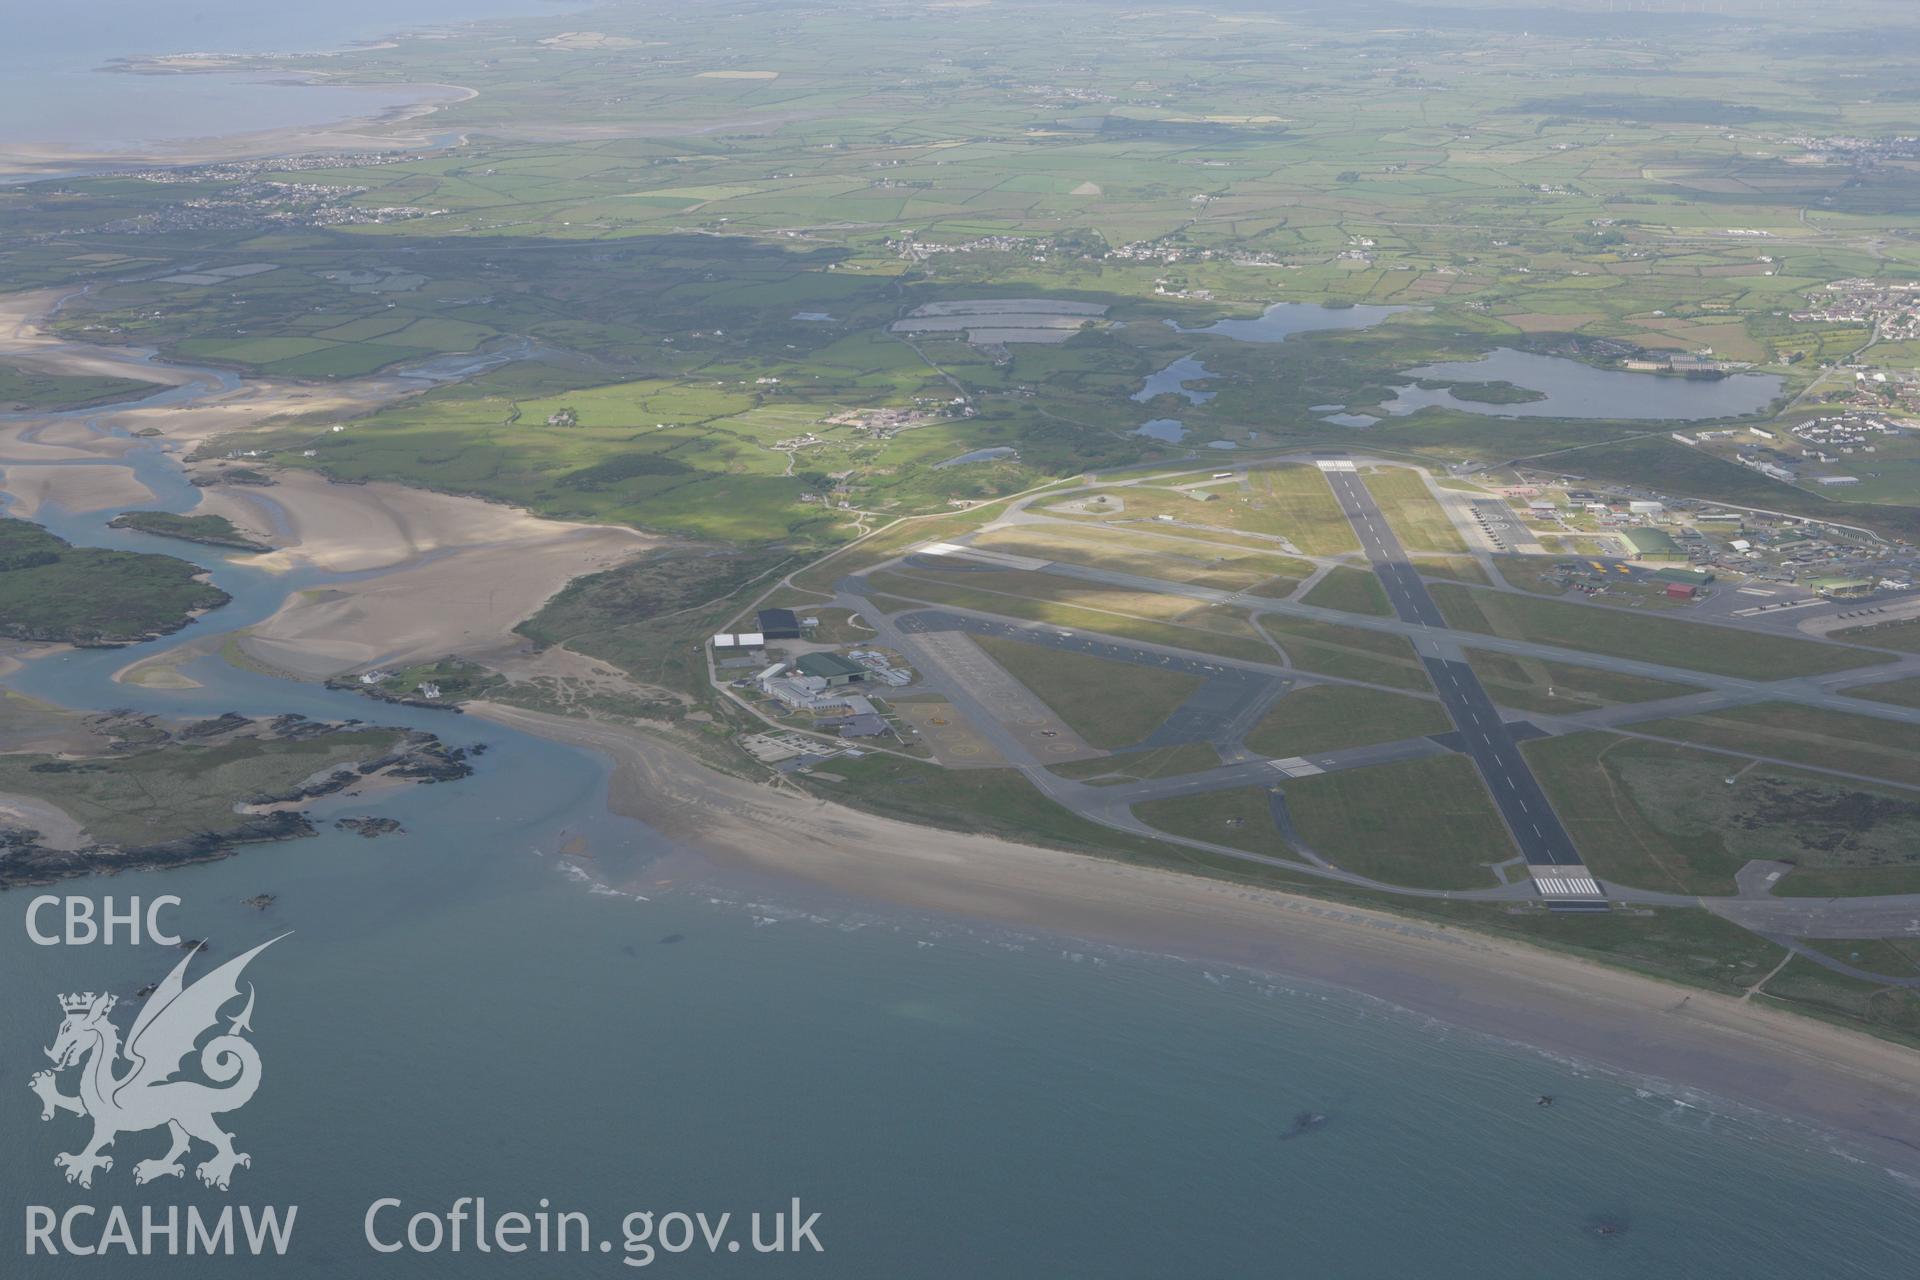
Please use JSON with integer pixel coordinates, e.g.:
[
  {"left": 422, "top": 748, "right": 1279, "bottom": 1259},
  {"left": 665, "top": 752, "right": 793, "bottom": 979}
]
[
  {"left": 472, "top": 701, "right": 1920, "bottom": 1178},
  {"left": 0, "top": 73, "right": 476, "bottom": 182}
]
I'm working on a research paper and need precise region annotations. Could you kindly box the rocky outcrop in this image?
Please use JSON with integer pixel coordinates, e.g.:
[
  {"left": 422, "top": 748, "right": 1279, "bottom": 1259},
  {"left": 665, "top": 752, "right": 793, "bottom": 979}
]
[{"left": 0, "top": 812, "right": 314, "bottom": 889}]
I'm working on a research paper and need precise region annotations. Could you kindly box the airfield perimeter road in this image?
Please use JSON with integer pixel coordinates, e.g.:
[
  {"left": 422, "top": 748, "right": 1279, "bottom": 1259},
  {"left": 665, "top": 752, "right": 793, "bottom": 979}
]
[{"left": 1321, "top": 464, "right": 1584, "bottom": 869}]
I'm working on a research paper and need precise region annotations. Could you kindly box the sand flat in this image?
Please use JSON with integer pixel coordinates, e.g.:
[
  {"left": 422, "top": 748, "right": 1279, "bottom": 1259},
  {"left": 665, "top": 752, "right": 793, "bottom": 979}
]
[
  {"left": 208, "top": 472, "right": 656, "bottom": 677},
  {"left": 1, "top": 463, "right": 156, "bottom": 517}
]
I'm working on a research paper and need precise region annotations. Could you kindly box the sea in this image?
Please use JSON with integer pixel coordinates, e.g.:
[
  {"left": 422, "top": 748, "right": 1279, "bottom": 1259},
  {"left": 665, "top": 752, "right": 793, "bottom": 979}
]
[
  {"left": 0, "top": 0, "right": 561, "bottom": 168},
  {"left": 2, "top": 8, "right": 1920, "bottom": 1272}
]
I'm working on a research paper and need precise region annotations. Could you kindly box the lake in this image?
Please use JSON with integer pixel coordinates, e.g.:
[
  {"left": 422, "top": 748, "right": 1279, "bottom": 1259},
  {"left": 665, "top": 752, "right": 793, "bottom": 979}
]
[
  {"left": 1133, "top": 354, "right": 1216, "bottom": 404},
  {"left": 1134, "top": 418, "right": 1188, "bottom": 442},
  {"left": 1168, "top": 301, "right": 1409, "bottom": 343},
  {"left": 1381, "top": 348, "right": 1785, "bottom": 421}
]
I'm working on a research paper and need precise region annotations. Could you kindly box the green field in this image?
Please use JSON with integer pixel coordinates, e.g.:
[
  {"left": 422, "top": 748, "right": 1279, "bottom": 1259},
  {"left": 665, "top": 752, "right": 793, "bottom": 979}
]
[
  {"left": 1244, "top": 685, "right": 1449, "bottom": 757},
  {"left": 1048, "top": 743, "right": 1224, "bottom": 784},
  {"left": 0, "top": 364, "right": 156, "bottom": 411},
  {"left": 1248, "top": 467, "right": 1361, "bottom": 556},
  {"left": 1431, "top": 583, "right": 1889, "bottom": 680},
  {"left": 1283, "top": 754, "right": 1516, "bottom": 890},
  {"left": 1043, "top": 466, "right": 1359, "bottom": 555},
  {"left": 973, "top": 634, "right": 1203, "bottom": 749},
  {"left": 1299, "top": 566, "right": 1390, "bottom": 616},
  {"left": 1634, "top": 702, "right": 1920, "bottom": 789},
  {"left": 971, "top": 523, "right": 1311, "bottom": 595},
  {"left": 1134, "top": 785, "right": 1295, "bottom": 861},
  {"left": 1465, "top": 648, "right": 1703, "bottom": 713},
  {"left": 1363, "top": 468, "right": 1467, "bottom": 553},
  {"left": 1254, "top": 616, "right": 1432, "bottom": 691},
  {"left": 1835, "top": 617, "right": 1920, "bottom": 654},
  {"left": 865, "top": 567, "right": 1277, "bottom": 662},
  {"left": 803, "top": 752, "right": 1214, "bottom": 868},
  {"left": 1843, "top": 678, "right": 1920, "bottom": 710}
]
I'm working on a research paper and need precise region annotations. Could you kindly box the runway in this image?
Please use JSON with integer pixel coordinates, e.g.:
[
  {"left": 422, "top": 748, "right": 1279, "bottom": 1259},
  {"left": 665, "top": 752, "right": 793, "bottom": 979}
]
[{"left": 1322, "top": 464, "right": 1586, "bottom": 869}]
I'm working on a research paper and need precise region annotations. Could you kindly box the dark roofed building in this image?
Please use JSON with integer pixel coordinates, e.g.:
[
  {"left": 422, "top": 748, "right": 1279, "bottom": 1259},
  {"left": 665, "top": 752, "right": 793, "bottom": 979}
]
[
  {"left": 834, "top": 714, "right": 889, "bottom": 739},
  {"left": 757, "top": 607, "right": 802, "bottom": 639},
  {"left": 795, "top": 652, "right": 866, "bottom": 686}
]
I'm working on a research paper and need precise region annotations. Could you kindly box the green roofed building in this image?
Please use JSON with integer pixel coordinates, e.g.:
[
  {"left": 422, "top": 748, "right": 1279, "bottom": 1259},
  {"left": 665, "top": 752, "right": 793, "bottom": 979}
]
[
  {"left": 1620, "top": 527, "right": 1686, "bottom": 561},
  {"left": 1808, "top": 577, "right": 1874, "bottom": 600},
  {"left": 795, "top": 652, "right": 867, "bottom": 686}
]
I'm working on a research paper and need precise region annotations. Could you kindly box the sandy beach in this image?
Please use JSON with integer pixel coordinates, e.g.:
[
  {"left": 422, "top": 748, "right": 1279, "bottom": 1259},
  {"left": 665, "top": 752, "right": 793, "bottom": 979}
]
[
  {"left": 194, "top": 471, "right": 656, "bottom": 677},
  {"left": 474, "top": 701, "right": 1920, "bottom": 1176}
]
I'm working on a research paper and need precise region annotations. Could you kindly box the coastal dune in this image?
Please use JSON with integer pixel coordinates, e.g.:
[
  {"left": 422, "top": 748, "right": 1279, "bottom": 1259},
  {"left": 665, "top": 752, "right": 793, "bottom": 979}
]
[{"left": 476, "top": 702, "right": 1920, "bottom": 1177}]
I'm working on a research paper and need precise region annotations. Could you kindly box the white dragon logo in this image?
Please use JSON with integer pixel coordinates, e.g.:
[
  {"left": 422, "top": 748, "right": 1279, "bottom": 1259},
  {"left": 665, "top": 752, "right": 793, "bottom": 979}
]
[{"left": 29, "top": 935, "right": 285, "bottom": 1191}]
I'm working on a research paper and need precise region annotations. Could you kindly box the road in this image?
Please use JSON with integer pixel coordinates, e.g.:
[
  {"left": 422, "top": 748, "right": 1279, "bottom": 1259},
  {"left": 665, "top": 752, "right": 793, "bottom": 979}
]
[{"left": 1322, "top": 464, "right": 1586, "bottom": 869}]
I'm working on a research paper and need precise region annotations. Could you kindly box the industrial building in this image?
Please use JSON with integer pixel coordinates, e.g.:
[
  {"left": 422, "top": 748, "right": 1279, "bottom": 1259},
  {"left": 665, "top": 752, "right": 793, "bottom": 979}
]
[
  {"left": 1620, "top": 527, "right": 1687, "bottom": 562},
  {"left": 830, "top": 714, "right": 890, "bottom": 739},
  {"left": 796, "top": 652, "right": 867, "bottom": 686},
  {"left": 1809, "top": 576, "right": 1875, "bottom": 600},
  {"left": 757, "top": 607, "right": 803, "bottom": 640}
]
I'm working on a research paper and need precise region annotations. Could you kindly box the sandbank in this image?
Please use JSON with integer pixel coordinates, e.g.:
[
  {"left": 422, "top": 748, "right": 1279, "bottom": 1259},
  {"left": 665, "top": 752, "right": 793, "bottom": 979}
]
[
  {"left": 208, "top": 472, "right": 654, "bottom": 676},
  {"left": 0, "top": 463, "right": 156, "bottom": 517}
]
